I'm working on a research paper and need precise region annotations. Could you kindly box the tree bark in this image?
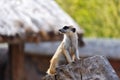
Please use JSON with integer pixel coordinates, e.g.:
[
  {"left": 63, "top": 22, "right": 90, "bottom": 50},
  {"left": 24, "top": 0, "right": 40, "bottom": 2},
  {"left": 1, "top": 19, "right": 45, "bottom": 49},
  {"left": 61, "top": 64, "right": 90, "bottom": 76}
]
[{"left": 43, "top": 55, "right": 119, "bottom": 80}]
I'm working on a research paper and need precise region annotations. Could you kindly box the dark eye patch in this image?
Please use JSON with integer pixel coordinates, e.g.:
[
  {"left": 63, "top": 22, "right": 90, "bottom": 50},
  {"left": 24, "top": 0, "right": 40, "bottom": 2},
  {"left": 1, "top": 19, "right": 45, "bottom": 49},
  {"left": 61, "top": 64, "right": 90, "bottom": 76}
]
[
  {"left": 72, "top": 28, "right": 76, "bottom": 32},
  {"left": 63, "top": 26, "right": 69, "bottom": 30}
]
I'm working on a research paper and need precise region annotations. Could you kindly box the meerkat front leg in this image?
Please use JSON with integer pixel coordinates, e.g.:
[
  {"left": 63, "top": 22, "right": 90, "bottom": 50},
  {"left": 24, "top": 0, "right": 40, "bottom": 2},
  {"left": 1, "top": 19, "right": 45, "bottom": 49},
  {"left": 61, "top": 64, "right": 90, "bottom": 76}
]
[
  {"left": 63, "top": 49, "right": 72, "bottom": 63},
  {"left": 72, "top": 48, "right": 80, "bottom": 61},
  {"left": 75, "top": 49, "right": 80, "bottom": 60}
]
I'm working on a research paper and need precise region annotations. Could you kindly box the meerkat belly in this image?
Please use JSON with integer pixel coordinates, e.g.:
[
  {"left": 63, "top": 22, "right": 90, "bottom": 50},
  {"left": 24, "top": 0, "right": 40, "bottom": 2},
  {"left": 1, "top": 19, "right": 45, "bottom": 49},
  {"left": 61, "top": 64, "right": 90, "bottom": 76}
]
[
  {"left": 65, "top": 40, "right": 75, "bottom": 55},
  {"left": 70, "top": 41, "right": 76, "bottom": 56}
]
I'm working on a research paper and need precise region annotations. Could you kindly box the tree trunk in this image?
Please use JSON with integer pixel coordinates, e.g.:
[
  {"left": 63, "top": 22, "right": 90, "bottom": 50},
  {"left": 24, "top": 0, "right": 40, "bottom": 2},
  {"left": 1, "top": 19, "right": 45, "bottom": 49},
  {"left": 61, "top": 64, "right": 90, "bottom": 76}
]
[{"left": 43, "top": 55, "right": 119, "bottom": 80}]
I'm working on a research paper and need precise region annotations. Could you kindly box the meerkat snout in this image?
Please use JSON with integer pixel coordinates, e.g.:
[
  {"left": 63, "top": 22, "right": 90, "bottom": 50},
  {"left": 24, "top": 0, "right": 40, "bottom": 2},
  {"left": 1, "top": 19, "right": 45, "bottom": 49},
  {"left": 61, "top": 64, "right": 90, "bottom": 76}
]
[
  {"left": 58, "top": 29, "right": 65, "bottom": 33},
  {"left": 59, "top": 25, "right": 76, "bottom": 34}
]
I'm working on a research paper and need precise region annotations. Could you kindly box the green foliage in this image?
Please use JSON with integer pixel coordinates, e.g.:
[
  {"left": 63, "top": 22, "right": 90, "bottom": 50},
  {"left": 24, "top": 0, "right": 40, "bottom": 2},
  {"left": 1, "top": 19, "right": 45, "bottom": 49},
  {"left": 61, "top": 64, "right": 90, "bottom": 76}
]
[{"left": 56, "top": 0, "right": 120, "bottom": 38}]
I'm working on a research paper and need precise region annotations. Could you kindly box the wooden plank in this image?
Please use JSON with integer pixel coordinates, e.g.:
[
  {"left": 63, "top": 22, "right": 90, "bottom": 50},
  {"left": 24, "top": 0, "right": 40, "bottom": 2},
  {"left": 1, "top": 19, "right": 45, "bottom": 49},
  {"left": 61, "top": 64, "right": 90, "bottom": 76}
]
[
  {"left": 43, "top": 55, "right": 119, "bottom": 80},
  {"left": 9, "top": 43, "right": 24, "bottom": 80}
]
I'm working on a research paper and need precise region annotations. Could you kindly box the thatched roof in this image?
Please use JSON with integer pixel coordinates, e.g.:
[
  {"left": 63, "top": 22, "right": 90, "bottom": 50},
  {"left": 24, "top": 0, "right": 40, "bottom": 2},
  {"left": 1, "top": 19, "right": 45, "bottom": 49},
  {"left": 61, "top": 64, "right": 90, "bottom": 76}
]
[{"left": 0, "top": 0, "right": 83, "bottom": 43}]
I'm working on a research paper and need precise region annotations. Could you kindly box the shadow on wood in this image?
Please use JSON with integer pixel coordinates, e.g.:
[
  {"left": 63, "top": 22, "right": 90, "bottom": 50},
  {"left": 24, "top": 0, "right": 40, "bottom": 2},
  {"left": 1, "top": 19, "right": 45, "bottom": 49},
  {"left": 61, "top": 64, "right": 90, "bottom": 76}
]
[{"left": 43, "top": 55, "right": 119, "bottom": 80}]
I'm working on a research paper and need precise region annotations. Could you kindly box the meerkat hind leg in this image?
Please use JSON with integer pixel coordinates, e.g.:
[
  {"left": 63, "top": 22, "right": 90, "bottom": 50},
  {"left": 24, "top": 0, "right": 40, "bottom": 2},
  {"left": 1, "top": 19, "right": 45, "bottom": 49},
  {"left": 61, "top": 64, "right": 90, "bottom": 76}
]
[
  {"left": 47, "top": 57, "right": 58, "bottom": 75},
  {"left": 47, "top": 50, "right": 63, "bottom": 75}
]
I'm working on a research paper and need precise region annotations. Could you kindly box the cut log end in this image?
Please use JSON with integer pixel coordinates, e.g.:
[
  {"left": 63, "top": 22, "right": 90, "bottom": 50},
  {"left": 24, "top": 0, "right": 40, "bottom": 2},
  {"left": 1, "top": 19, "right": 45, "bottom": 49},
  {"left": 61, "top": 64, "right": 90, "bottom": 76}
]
[{"left": 43, "top": 55, "right": 120, "bottom": 80}]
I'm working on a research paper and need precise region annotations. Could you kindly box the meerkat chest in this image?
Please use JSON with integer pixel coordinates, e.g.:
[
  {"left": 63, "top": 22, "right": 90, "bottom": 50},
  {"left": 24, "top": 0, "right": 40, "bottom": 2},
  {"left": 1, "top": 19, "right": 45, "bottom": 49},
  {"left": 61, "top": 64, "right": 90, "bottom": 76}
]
[{"left": 63, "top": 36, "right": 75, "bottom": 49}]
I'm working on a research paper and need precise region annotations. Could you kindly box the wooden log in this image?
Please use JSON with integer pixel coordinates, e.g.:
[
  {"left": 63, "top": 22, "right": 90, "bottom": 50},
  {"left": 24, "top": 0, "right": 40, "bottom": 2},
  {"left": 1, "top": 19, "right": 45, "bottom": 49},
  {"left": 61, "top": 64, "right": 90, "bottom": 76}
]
[
  {"left": 43, "top": 55, "right": 119, "bottom": 80},
  {"left": 9, "top": 43, "right": 24, "bottom": 80}
]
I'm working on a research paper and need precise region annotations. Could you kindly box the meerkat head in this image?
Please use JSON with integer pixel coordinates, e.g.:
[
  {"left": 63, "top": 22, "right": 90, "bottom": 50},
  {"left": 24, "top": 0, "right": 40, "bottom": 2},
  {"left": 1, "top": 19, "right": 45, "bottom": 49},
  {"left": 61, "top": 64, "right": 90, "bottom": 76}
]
[{"left": 59, "top": 25, "right": 76, "bottom": 35}]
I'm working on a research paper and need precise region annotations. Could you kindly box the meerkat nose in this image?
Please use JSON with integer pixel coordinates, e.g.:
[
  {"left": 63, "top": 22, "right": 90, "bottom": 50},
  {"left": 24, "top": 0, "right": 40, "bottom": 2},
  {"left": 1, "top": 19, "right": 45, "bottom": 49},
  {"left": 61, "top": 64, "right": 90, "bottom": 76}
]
[{"left": 59, "top": 29, "right": 61, "bottom": 32}]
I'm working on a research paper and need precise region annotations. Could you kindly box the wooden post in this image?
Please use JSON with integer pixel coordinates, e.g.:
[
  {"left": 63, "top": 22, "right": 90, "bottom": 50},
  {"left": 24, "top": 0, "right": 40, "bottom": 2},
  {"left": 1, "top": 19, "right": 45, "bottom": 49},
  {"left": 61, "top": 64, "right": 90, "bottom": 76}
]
[{"left": 9, "top": 43, "right": 24, "bottom": 80}]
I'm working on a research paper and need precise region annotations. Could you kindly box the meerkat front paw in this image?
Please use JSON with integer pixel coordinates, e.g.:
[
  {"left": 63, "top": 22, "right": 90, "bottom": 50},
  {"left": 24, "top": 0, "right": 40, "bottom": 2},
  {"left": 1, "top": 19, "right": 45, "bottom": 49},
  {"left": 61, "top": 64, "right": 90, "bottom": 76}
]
[{"left": 74, "top": 57, "right": 81, "bottom": 61}]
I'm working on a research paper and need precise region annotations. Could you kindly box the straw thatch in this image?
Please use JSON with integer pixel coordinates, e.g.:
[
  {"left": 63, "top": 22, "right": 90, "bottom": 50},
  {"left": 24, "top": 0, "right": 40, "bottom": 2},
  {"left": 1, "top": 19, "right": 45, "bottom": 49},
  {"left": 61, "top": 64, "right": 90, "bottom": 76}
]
[{"left": 0, "top": 0, "right": 84, "bottom": 43}]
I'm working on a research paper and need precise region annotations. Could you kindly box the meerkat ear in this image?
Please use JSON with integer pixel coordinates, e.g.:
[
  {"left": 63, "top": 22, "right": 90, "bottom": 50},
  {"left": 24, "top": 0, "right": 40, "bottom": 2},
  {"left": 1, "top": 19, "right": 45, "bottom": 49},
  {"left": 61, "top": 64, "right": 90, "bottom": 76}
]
[{"left": 72, "top": 28, "right": 76, "bottom": 32}]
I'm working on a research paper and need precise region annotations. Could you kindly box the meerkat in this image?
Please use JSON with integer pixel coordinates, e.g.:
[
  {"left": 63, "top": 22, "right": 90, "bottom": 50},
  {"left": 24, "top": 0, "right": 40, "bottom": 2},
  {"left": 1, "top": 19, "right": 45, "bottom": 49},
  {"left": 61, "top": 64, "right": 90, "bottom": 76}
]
[{"left": 47, "top": 25, "right": 80, "bottom": 75}]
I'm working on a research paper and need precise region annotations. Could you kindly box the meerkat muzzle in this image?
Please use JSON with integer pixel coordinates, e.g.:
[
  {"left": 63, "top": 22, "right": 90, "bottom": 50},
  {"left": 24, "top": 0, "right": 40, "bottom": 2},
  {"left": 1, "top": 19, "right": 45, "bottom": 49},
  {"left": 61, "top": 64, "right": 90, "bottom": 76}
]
[{"left": 59, "top": 29, "right": 65, "bottom": 33}]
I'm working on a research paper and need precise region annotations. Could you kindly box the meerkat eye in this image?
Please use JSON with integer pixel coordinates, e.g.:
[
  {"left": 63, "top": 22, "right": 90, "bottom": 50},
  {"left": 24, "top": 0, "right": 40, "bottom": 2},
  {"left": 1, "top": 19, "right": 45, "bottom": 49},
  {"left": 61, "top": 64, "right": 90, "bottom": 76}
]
[
  {"left": 63, "top": 26, "right": 69, "bottom": 30},
  {"left": 72, "top": 28, "right": 76, "bottom": 32}
]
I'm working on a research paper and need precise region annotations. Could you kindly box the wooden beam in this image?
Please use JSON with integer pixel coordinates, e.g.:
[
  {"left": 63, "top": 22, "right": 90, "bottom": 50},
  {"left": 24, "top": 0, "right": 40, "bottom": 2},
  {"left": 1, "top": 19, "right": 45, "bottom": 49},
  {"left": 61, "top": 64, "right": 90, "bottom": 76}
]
[
  {"left": 8, "top": 43, "right": 24, "bottom": 80},
  {"left": 25, "top": 38, "right": 120, "bottom": 59},
  {"left": 0, "top": 33, "right": 84, "bottom": 45}
]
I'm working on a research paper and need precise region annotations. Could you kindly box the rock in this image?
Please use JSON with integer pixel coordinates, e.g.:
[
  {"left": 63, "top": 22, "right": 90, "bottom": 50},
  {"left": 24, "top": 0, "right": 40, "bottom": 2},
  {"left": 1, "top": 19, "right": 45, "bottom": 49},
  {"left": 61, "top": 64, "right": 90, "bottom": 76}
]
[{"left": 43, "top": 55, "right": 119, "bottom": 80}]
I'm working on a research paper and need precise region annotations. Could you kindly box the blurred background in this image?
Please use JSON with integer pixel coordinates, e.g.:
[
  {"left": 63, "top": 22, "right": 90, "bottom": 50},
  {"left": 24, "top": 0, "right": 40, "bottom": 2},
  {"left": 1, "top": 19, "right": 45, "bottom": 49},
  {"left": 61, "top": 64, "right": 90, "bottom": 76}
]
[
  {"left": 0, "top": 0, "right": 120, "bottom": 80},
  {"left": 57, "top": 0, "right": 120, "bottom": 38}
]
